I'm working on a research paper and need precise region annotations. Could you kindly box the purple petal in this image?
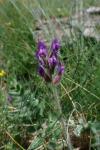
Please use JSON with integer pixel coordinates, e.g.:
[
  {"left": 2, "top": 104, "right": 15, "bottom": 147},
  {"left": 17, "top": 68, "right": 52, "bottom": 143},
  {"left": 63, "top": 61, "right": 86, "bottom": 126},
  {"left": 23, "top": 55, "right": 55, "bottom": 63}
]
[
  {"left": 36, "top": 41, "right": 47, "bottom": 60},
  {"left": 38, "top": 65, "right": 45, "bottom": 77},
  {"left": 51, "top": 39, "right": 60, "bottom": 54},
  {"left": 52, "top": 63, "right": 64, "bottom": 84},
  {"left": 48, "top": 55, "right": 57, "bottom": 66},
  {"left": 38, "top": 65, "right": 52, "bottom": 82},
  {"left": 57, "top": 63, "right": 65, "bottom": 75}
]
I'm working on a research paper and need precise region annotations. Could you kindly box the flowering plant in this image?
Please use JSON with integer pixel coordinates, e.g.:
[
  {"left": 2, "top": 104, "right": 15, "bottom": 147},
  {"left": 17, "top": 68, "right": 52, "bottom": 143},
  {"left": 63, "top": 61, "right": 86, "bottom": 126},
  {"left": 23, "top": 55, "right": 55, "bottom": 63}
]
[
  {"left": 36, "top": 39, "right": 64, "bottom": 84},
  {"left": 35, "top": 39, "right": 68, "bottom": 146}
]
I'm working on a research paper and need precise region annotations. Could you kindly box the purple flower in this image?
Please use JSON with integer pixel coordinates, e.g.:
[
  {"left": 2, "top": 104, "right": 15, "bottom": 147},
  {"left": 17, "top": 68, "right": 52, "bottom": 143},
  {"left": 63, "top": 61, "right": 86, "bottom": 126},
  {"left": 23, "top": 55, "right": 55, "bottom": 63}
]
[
  {"left": 38, "top": 65, "right": 52, "bottom": 82},
  {"left": 38, "top": 65, "right": 45, "bottom": 77},
  {"left": 48, "top": 55, "right": 57, "bottom": 66},
  {"left": 52, "top": 64, "right": 64, "bottom": 84},
  {"left": 35, "top": 38, "right": 64, "bottom": 84},
  {"left": 57, "top": 63, "right": 65, "bottom": 75},
  {"left": 51, "top": 39, "right": 60, "bottom": 54},
  {"left": 36, "top": 41, "right": 47, "bottom": 58}
]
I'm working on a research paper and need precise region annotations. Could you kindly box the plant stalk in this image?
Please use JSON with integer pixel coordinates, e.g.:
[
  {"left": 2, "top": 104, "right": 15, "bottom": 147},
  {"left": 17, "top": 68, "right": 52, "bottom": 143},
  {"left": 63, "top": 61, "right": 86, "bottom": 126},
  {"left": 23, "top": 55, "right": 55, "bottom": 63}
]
[{"left": 52, "top": 86, "right": 72, "bottom": 149}]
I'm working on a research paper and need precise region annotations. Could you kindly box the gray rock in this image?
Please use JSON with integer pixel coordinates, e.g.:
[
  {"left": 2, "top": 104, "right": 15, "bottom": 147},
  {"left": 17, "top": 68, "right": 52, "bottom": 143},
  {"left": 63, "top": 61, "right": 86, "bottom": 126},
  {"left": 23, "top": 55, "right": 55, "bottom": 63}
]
[
  {"left": 69, "top": 7, "right": 100, "bottom": 41},
  {"left": 33, "top": 7, "right": 100, "bottom": 43},
  {"left": 86, "top": 7, "right": 100, "bottom": 15}
]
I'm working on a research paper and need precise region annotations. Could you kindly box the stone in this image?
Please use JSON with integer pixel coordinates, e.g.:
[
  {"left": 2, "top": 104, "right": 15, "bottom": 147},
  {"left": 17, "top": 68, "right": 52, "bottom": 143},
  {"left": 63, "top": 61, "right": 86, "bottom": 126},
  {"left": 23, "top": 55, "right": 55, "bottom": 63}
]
[
  {"left": 33, "top": 7, "right": 100, "bottom": 44},
  {"left": 86, "top": 7, "right": 100, "bottom": 15},
  {"left": 70, "top": 7, "right": 100, "bottom": 41}
]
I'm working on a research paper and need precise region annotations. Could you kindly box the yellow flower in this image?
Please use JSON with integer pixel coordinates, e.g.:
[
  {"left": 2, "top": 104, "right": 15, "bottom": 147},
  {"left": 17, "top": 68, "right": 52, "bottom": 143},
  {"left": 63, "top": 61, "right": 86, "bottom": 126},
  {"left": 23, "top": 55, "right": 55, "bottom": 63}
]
[{"left": 0, "top": 70, "right": 6, "bottom": 77}]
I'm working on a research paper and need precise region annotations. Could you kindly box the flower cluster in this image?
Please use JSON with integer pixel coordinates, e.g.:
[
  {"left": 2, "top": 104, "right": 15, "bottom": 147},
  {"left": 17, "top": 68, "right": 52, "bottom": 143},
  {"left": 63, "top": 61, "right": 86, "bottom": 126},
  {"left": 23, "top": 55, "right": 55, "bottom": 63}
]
[{"left": 36, "top": 39, "right": 64, "bottom": 84}]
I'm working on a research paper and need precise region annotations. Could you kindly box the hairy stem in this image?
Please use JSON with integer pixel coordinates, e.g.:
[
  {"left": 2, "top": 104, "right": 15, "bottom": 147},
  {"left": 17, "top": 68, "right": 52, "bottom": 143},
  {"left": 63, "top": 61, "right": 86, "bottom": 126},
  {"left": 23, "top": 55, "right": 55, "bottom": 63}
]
[{"left": 52, "top": 86, "right": 73, "bottom": 150}]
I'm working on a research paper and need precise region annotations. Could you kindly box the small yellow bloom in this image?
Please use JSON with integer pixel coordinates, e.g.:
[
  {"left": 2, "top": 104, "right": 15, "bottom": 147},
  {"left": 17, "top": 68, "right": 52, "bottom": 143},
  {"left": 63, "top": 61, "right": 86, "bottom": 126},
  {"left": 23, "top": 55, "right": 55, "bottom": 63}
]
[{"left": 0, "top": 70, "right": 6, "bottom": 77}]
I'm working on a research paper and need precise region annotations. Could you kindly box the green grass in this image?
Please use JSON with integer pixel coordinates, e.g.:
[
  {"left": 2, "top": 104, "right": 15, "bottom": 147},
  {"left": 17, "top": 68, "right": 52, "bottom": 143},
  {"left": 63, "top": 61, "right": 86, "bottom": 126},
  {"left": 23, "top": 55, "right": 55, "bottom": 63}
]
[{"left": 0, "top": 0, "right": 100, "bottom": 149}]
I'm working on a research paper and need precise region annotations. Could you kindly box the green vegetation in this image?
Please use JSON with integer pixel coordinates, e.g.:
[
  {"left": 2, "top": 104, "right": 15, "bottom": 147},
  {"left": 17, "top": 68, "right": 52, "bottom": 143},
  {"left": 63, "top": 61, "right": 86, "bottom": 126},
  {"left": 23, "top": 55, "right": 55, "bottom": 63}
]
[{"left": 0, "top": 0, "right": 100, "bottom": 149}]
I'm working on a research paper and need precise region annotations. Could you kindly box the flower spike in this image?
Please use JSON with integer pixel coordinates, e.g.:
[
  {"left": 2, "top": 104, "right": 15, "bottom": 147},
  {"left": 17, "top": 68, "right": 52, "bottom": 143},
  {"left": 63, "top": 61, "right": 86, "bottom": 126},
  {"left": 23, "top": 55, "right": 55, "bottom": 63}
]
[{"left": 36, "top": 39, "right": 64, "bottom": 84}]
